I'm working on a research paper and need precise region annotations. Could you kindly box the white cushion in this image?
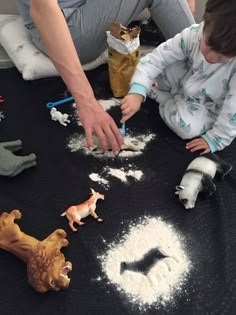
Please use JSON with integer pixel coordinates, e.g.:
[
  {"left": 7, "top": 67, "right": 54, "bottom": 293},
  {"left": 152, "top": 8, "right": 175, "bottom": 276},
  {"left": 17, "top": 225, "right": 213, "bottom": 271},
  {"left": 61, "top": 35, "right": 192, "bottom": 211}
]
[{"left": 0, "top": 14, "right": 107, "bottom": 80}]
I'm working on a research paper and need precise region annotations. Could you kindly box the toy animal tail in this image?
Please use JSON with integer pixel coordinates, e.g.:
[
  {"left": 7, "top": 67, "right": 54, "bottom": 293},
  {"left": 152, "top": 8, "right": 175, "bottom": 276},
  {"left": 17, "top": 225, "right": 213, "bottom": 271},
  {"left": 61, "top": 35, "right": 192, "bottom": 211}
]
[{"left": 60, "top": 212, "right": 67, "bottom": 216}]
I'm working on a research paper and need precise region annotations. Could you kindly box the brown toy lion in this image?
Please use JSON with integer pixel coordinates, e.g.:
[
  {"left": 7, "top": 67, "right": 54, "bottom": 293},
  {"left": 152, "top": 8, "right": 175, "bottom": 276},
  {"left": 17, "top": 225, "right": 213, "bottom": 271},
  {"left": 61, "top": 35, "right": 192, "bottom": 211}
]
[{"left": 0, "top": 210, "right": 72, "bottom": 293}]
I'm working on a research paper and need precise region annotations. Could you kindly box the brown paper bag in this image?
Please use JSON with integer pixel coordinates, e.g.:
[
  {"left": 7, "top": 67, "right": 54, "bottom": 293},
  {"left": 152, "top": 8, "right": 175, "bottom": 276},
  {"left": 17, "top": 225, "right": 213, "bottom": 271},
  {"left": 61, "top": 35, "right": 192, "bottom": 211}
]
[
  {"left": 107, "top": 22, "right": 141, "bottom": 98},
  {"left": 108, "top": 47, "right": 139, "bottom": 97}
]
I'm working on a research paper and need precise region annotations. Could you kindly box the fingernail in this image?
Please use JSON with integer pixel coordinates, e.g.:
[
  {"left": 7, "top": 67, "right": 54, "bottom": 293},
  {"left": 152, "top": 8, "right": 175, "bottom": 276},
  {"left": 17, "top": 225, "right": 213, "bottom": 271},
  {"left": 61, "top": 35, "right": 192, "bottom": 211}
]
[
  {"left": 114, "top": 150, "right": 119, "bottom": 155},
  {"left": 89, "top": 146, "right": 94, "bottom": 151}
]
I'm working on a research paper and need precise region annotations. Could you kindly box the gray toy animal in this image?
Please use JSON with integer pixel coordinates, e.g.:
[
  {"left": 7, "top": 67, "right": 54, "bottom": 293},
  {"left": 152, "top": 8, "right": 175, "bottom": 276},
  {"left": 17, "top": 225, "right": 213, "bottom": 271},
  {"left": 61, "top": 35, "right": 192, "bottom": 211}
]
[{"left": 0, "top": 140, "right": 37, "bottom": 177}]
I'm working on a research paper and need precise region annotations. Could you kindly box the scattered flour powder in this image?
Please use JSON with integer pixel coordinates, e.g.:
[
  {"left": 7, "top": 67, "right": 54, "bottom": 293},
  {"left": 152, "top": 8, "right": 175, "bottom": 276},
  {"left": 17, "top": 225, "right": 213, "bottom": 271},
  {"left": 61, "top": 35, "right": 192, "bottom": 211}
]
[
  {"left": 89, "top": 173, "right": 109, "bottom": 187},
  {"left": 73, "top": 98, "right": 119, "bottom": 112},
  {"left": 89, "top": 166, "right": 144, "bottom": 189},
  {"left": 108, "top": 168, "right": 143, "bottom": 182},
  {"left": 108, "top": 168, "right": 128, "bottom": 182},
  {"left": 99, "top": 216, "right": 191, "bottom": 310},
  {"left": 67, "top": 133, "right": 155, "bottom": 158},
  {"left": 98, "top": 98, "right": 121, "bottom": 111},
  {"left": 68, "top": 98, "right": 155, "bottom": 158}
]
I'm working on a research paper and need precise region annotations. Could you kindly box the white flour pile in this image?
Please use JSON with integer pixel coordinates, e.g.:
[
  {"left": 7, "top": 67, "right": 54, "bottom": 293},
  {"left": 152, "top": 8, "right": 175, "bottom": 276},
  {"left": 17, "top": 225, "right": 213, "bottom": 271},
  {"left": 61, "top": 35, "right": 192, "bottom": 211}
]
[
  {"left": 99, "top": 216, "right": 191, "bottom": 310},
  {"left": 67, "top": 133, "right": 155, "bottom": 158},
  {"left": 89, "top": 166, "right": 144, "bottom": 189}
]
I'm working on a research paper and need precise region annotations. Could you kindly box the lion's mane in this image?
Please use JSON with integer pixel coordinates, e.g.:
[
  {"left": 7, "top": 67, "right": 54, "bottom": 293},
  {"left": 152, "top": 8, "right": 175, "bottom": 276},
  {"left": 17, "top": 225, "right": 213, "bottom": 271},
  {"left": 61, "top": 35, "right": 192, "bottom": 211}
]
[{"left": 27, "top": 243, "right": 64, "bottom": 293}]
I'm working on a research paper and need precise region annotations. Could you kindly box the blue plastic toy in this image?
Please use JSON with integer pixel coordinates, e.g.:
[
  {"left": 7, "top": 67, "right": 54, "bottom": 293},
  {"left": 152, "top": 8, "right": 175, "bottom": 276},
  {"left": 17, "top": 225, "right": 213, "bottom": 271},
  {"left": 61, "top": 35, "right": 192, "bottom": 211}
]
[{"left": 46, "top": 96, "right": 74, "bottom": 109}]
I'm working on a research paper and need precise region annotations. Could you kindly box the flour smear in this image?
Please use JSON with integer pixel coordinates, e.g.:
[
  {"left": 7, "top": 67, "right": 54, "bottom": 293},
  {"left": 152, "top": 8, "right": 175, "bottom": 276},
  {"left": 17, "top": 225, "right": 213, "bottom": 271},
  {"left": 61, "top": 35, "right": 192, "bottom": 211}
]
[
  {"left": 89, "top": 166, "right": 144, "bottom": 189},
  {"left": 99, "top": 216, "right": 191, "bottom": 311},
  {"left": 89, "top": 173, "right": 109, "bottom": 187},
  {"left": 67, "top": 133, "right": 155, "bottom": 158}
]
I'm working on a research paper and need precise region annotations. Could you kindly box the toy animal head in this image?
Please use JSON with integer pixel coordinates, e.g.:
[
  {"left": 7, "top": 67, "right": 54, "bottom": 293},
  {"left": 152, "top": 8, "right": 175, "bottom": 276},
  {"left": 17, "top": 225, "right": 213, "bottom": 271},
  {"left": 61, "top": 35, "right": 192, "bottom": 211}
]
[
  {"left": 175, "top": 185, "right": 198, "bottom": 209},
  {"left": 90, "top": 188, "right": 104, "bottom": 200},
  {"left": 0, "top": 210, "right": 72, "bottom": 293},
  {"left": 27, "top": 245, "right": 72, "bottom": 293},
  {"left": 50, "top": 107, "right": 57, "bottom": 113}
]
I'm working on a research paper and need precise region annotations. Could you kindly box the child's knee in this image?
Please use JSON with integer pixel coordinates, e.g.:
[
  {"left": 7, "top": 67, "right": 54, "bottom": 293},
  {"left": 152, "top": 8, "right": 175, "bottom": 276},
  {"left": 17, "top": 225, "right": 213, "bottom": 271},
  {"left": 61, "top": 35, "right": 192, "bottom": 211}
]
[
  {"left": 174, "top": 127, "right": 200, "bottom": 140},
  {"left": 159, "top": 104, "right": 202, "bottom": 139}
]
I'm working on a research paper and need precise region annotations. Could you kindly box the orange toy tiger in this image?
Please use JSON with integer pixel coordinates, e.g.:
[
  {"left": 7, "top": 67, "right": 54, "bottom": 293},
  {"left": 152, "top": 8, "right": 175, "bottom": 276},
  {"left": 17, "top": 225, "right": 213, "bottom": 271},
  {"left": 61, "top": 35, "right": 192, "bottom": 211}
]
[{"left": 61, "top": 188, "right": 104, "bottom": 231}]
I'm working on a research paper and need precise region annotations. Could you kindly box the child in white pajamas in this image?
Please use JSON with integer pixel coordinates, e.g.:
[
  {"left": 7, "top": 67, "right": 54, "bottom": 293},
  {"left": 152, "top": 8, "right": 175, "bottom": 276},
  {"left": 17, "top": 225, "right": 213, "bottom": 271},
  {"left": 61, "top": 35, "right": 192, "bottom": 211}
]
[{"left": 121, "top": 0, "right": 236, "bottom": 154}]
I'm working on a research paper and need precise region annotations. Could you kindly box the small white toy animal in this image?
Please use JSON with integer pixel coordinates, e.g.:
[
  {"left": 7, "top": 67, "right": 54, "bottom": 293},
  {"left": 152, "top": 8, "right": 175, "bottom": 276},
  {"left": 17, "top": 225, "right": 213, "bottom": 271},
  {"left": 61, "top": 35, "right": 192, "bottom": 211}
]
[
  {"left": 175, "top": 153, "right": 232, "bottom": 209},
  {"left": 61, "top": 188, "right": 105, "bottom": 231},
  {"left": 0, "top": 111, "right": 4, "bottom": 122},
  {"left": 50, "top": 107, "right": 70, "bottom": 126}
]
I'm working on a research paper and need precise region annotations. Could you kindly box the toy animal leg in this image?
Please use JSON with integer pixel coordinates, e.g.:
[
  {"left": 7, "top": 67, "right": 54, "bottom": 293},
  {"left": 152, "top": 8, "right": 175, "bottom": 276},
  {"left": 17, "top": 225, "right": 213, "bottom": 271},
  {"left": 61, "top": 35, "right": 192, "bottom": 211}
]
[
  {"left": 0, "top": 209, "right": 22, "bottom": 224},
  {"left": 24, "top": 153, "right": 36, "bottom": 162},
  {"left": 204, "top": 153, "right": 232, "bottom": 180},
  {"left": 43, "top": 229, "right": 69, "bottom": 248},
  {"left": 0, "top": 140, "right": 22, "bottom": 152},
  {"left": 59, "top": 121, "right": 68, "bottom": 127},
  {"left": 10, "top": 157, "right": 37, "bottom": 177},
  {"left": 74, "top": 218, "right": 85, "bottom": 226},
  {"left": 216, "top": 162, "right": 232, "bottom": 180},
  {"left": 89, "top": 208, "right": 103, "bottom": 222},
  {"left": 68, "top": 220, "right": 78, "bottom": 232},
  {"left": 6, "top": 154, "right": 37, "bottom": 177},
  {"left": 0, "top": 210, "right": 22, "bottom": 245},
  {"left": 202, "top": 175, "right": 216, "bottom": 197}
]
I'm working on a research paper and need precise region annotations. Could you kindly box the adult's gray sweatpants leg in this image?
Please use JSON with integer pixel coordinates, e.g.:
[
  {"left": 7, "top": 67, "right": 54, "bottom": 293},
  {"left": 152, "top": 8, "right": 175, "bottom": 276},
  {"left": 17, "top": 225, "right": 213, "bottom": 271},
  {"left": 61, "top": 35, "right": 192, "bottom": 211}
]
[{"left": 31, "top": 0, "right": 195, "bottom": 63}]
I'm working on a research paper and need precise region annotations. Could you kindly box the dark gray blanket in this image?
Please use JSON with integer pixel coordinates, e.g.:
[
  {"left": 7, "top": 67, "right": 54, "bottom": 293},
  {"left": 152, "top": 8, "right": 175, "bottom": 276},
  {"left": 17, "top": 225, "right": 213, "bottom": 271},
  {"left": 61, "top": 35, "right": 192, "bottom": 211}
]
[{"left": 0, "top": 66, "right": 235, "bottom": 315}]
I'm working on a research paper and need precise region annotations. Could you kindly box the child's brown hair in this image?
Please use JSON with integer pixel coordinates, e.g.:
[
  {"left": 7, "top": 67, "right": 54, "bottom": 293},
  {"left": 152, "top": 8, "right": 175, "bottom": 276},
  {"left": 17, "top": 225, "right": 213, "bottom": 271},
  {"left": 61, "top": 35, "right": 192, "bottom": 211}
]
[{"left": 203, "top": 0, "right": 236, "bottom": 57}]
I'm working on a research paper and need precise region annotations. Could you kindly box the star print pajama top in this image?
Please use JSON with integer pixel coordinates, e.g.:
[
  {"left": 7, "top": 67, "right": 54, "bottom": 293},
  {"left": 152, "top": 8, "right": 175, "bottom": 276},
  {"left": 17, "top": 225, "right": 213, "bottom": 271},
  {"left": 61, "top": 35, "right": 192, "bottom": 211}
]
[{"left": 129, "top": 23, "right": 236, "bottom": 152}]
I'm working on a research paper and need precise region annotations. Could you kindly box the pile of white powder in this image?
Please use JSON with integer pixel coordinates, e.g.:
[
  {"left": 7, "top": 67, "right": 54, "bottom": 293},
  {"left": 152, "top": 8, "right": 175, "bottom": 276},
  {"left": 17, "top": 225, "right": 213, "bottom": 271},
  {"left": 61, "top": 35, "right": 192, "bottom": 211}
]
[{"left": 98, "top": 216, "right": 191, "bottom": 310}]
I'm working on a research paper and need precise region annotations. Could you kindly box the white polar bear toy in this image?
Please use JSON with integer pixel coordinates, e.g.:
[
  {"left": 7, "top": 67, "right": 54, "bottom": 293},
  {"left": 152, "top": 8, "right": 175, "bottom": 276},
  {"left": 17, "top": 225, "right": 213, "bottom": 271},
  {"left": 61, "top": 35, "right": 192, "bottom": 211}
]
[{"left": 50, "top": 107, "right": 70, "bottom": 127}]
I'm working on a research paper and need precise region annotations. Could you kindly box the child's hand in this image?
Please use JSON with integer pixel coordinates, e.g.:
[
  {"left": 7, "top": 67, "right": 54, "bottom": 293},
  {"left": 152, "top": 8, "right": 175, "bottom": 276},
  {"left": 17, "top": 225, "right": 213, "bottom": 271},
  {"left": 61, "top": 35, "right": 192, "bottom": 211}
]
[
  {"left": 186, "top": 138, "right": 211, "bottom": 155},
  {"left": 120, "top": 94, "right": 144, "bottom": 123}
]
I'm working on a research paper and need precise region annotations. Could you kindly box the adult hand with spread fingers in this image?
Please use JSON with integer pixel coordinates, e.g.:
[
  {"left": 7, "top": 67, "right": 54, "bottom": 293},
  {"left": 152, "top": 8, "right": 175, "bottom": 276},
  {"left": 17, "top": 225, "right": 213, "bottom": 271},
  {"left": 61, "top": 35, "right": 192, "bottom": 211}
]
[{"left": 78, "top": 98, "right": 124, "bottom": 153}]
